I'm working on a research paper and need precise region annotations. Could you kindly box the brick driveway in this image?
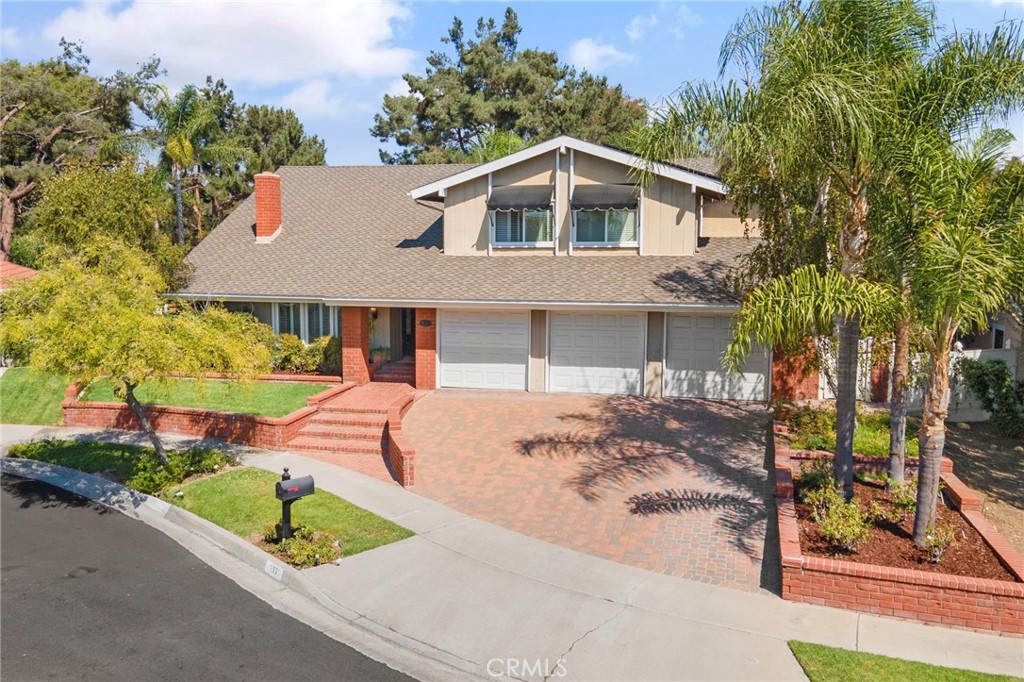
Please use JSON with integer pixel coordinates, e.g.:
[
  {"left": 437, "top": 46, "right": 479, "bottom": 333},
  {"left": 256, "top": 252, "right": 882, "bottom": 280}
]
[{"left": 404, "top": 390, "right": 777, "bottom": 593}]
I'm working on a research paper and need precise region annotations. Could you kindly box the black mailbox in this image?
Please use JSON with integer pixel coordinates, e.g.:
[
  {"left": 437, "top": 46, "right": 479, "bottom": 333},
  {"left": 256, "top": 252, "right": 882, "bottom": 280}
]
[{"left": 275, "top": 475, "right": 315, "bottom": 502}]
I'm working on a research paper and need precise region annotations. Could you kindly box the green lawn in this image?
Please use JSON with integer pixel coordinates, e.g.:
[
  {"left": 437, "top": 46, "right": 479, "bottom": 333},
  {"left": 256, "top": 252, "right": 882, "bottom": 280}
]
[
  {"left": 168, "top": 467, "right": 413, "bottom": 557},
  {"left": 0, "top": 368, "right": 69, "bottom": 425},
  {"left": 788, "top": 642, "right": 1021, "bottom": 682},
  {"left": 788, "top": 407, "right": 920, "bottom": 458},
  {"left": 6, "top": 439, "right": 234, "bottom": 494},
  {"left": 83, "top": 378, "right": 331, "bottom": 418}
]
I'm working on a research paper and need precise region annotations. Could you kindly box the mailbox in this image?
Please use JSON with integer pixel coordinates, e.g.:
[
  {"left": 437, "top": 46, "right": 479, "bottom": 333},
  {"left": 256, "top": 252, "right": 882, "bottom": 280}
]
[{"left": 275, "top": 475, "right": 315, "bottom": 502}]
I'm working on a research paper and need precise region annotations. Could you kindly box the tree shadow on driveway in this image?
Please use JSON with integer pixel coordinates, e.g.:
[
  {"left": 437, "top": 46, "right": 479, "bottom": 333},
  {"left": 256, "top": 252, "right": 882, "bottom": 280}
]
[{"left": 516, "top": 396, "right": 781, "bottom": 592}]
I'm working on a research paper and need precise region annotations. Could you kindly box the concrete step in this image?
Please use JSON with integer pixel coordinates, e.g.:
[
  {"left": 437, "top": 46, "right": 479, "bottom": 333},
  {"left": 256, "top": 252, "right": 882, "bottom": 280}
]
[
  {"left": 295, "top": 424, "right": 384, "bottom": 442},
  {"left": 285, "top": 436, "right": 385, "bottom": 456}
]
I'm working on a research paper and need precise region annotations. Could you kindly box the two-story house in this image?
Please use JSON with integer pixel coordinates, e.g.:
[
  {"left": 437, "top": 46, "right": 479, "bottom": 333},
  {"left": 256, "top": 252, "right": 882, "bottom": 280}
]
[{"left": 180, "top": 135, "right": 770, "bottom": 400}]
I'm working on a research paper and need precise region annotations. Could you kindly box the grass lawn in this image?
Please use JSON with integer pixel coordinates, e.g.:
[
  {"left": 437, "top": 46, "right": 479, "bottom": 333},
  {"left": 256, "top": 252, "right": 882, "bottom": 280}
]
[
  {"left": 168, "top": 467, "right": 413, "bottom": 557},
  {"left": 83, "top": 378, "right": 331, "bottom": 418},
  {"left": 788, "top": 407, "right": 920, "bottom": 458},
  {"left": 788, "top": 642, "right": 1021, "bottom": 682},
  {"left": 6, "top": 439, "right": 234, "bottom": 494},
  {"left": 0, "top": 368, "right": 70, "bottom": 425}
]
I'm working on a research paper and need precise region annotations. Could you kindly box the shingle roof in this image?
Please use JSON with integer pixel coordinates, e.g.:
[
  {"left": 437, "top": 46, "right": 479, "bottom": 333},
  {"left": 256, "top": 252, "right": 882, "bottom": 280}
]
[
  {"left": 670, "top": 157, "right": 720, "bottom": 178},
  {"left": 181, "top": 165, "right": 756, "bottom": 307}
]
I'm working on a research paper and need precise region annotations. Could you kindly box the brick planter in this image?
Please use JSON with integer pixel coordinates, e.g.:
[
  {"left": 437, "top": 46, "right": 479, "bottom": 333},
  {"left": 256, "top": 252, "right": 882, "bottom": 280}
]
[
  {"left": 774, "top": 422, "right": 1024, "bottom": 636},
  {"left": 62, "top": 382, "right": 354, "bottom": 450}
]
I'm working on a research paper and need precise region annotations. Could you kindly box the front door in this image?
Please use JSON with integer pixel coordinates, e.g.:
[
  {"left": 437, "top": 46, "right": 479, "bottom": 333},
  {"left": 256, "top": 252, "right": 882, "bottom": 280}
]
[{"left": 401, "top": 308, "right": 416, "bottom": 359}]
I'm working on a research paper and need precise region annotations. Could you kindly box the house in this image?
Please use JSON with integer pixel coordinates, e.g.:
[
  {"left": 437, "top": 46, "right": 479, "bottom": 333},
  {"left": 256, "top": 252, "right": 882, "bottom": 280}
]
[{"left": 179, "top": 136, "right": 771, "bottom": 400}]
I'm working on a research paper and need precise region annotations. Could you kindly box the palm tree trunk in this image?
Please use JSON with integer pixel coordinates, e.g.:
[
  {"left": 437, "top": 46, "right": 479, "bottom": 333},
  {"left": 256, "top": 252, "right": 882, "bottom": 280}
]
[
  {"left": 912, "top": 342, "right": 951, "bottom": 546},
  {"left": 125, "top": 384, "right": 168, "bottom": 463},
  {"left": 173, "top": 164, "right": 185, "bottom": 245},
  {"left": 192, "top": 183, "right": 204, "bottom": 239},
  {"left": 834, "top": 315, "right": 859, "bottom": 501},
  {"left": 887, "top": 318, "right": 911, "bottom": 485}
]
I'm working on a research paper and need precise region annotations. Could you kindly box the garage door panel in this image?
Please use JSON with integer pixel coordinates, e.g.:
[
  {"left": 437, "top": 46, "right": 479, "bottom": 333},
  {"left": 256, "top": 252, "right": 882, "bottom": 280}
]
[
  {"left": 440, "top": 311, "right": 528, "bottom": 390},
  {"left": 665, "top": 314, "right": 769, "bottom": 401},
  {"left": 549, "top": 313, "right": 645, "bottom": 395}
]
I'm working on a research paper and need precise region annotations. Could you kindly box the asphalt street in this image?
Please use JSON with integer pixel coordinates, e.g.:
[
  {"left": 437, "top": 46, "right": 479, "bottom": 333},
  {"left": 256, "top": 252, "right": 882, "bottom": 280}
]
[{"left": 0, "top": 474, "right": 414, "bottom": 682}]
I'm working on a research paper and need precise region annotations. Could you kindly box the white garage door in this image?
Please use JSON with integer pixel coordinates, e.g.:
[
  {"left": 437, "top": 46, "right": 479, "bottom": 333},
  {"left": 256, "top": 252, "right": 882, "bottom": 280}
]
[
  {"left": 549, "top": 312, "right": 645, "bottom": 395},
  {"left": 439, "top": 310, "right": 529, "bottom": 390},
  {"left": 664, "top": 315, "right": 769, "bottom": 400}
]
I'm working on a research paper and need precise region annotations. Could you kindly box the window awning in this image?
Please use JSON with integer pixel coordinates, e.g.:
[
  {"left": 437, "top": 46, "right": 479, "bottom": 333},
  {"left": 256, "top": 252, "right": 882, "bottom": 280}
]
[
  {"left": 571, "top": 184, "right": 639, "bottom": 210},
  {"left": 487, "top": 185, "right": 552, "bottom": 211}
]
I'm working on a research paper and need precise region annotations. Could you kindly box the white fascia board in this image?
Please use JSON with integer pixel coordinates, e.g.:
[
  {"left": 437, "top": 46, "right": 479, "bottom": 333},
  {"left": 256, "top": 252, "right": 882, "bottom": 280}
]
[
  {"left": 170, "top": 291, "right": 739, "bottom": 314},
  {"left": 408, "top": 135, "right": 726, "bottom": 199}
]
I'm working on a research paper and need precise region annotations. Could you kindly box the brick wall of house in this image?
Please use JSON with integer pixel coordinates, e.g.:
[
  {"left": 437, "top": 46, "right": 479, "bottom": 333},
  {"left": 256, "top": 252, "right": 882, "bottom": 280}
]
[
  {"left": 774, "top": 423, "right": 1024, "bottom": 636},
  {"left": 341, "top": 306, "right": 371, "bottom": 384},
  {"left": 414, "top": 308, "right": 437, "bottom": 390}
]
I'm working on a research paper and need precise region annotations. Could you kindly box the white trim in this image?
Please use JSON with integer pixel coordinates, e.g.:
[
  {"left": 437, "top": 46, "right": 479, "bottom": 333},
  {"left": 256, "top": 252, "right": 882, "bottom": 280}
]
[
  {"left": 490, "top": 208, "right": 554, "bottom": 248},
  {"left": 568, "top": 149, "right": 575, "bottom": 257},
  {"left": 572, "top": 207, "right": 638, "bottom": 248},
  {"left": 408, "top": 135, "right": 726, "bottom": 199},
  {"left": 486, "top": 173, "right": 494, "bottom": 257},
  {"left": 553, "top": 151, "right": 560, "bottom": 256},
  {"left": 255, "top": 225, "right": 282, "bottom": 244},
  {"left": 175, "top": 292, "right": 741, "bottom": 314},
  {"left": 299, "top": 302, "right": 309, "bottom": 341},
  {"left": 638, "top": 189, "right": 645, "bottom": 256}
]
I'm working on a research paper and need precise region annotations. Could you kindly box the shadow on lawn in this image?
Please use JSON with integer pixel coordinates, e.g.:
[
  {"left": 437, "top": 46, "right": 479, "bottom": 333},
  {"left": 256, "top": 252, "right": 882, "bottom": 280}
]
[{"left": 515, "top": 396, "right": 781, "bottom": 592}]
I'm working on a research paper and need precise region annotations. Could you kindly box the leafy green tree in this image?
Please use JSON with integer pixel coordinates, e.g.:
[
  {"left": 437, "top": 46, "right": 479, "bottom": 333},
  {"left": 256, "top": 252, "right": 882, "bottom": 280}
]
[
  {"left": 0, "top": 40, "right": 159, "bottom": 261},
  {"left": 636, "top": 0, "right": 1024, "bottom": 499},
  {"left": 196, "top": 78, "right": 326, "bottom": 229},
  {"left": 468, "top": 129, "right": 527, "bottom": 163},
  {"left": 0, "top": 240, "right": 271, "bottom": 460},
  {"left": 371, "top": 7, "right": 646, "bottom": 164},
  {"left": 28, "top": 161, "right": 188, "bottom": 288},
  {"left": 152, "top": 85, "right": 251, "bottom": 244}
]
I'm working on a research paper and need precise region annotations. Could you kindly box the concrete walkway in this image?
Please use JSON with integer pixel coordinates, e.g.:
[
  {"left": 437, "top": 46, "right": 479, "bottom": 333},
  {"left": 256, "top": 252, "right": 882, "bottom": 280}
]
[{"left": 2, "top": 424, "right": 1021, "bottom": 681}]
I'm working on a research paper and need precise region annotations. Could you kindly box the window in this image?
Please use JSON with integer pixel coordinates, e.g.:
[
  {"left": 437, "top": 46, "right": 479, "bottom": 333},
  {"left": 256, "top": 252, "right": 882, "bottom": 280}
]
[
  {"left": 277, "top": 303, "right": 300, "bottom": 337},
  {"left": 993, "top": 326, "right": 1005, "bottom": 350},
  {"left": 276, "top": 303, "right": 337, "bottom": 342},
  {"left": 493, "top": 209, "right": 552, "bottom": 245},
  {"left": 573, "top": 209, "right": 637, "bottom": 245},
  {"left": 307, "top": 303, "right": 333, "bottom": 341}
]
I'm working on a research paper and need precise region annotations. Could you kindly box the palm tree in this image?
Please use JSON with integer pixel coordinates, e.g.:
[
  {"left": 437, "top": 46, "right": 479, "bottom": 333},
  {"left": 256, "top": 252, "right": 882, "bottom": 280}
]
[
  {"left": 903, "top": 132, "right": 1024, "bottom": 544},
  {"left": 152, "top": 85, "right": 251, "bottom": 244},
  {"left": 636, "top": 0, "right": 1024, "bottom": 500}
]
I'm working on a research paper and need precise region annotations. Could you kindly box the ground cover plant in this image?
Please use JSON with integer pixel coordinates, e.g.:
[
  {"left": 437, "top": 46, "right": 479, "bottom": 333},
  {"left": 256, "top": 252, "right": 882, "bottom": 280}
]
[
  {"left": 0, "top": 368, "right": 68, "bottom": 425},
  {"left": 7, "top": 439, "right": 234, "bottom": 494},
  {"left": 787, "top": 641, "right": 1021, "bottom": 682},
  {"left": 787, "top": 405, "right": 919, "bottom": 458},
  {"left": 168, "top": 467, "right": 413, "bottom": 567},
  {"left": 82, "top": 377, "right": 330, "bottom": 418}
]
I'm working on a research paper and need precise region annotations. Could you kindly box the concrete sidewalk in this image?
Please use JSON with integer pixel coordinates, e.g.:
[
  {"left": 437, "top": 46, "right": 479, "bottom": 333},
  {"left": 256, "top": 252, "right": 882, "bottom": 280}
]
[{"left": 3, "top": 424, "right": 1022, "bottom": 681}]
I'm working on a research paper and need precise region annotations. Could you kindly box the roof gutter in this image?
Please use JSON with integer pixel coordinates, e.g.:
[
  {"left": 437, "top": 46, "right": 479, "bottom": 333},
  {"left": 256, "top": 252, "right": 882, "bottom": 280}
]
[{"left": 169, "top": 291, "right": 740, "bottom": 314}]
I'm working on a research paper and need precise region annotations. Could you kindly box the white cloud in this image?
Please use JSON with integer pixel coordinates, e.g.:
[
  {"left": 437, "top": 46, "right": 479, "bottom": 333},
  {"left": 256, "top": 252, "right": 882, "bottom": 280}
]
[
  {"left": 668, "top": 4, "right": 702, "bottom": 40},
  {"left": 384, "top": 76, "right": 411, "bottom": 98},
  {"left": 626, "top": 14, "right": 658, "bottom": 43},
  {"left": 567, "top": 38, "right": 634, "bottom": 73},
  {"left": 2, "top": 26, "right": 26, "bottom": 53},
  {"left": 279, "top": 79, "right": 343, "bottom": 119},
  {"left": 40, "top": 1, "right": 415, "bottom": 88}
]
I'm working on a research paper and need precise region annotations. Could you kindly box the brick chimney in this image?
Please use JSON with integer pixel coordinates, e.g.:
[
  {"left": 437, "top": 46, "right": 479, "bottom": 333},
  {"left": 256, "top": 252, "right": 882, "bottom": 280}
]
[{"left": 254, "top": 172, "right": 281, "bottom": 242}]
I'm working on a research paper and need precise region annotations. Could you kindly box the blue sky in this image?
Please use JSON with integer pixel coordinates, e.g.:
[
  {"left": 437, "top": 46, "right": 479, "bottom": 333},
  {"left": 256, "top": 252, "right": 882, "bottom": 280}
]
[{"left": 2, "top": 1, "right": 1023, "bottom": 164}]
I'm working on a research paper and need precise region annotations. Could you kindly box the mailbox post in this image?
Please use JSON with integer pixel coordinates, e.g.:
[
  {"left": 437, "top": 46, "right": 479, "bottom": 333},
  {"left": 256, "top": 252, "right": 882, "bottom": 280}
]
[{"left": 274, "top": 468, "right": 315, "bottom": 540}]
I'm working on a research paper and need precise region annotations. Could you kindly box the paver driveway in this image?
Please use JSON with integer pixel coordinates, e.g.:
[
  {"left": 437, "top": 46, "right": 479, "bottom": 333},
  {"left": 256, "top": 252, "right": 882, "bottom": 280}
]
[{"left": 404, "top": 390, "right": 777, "bottom": 593}]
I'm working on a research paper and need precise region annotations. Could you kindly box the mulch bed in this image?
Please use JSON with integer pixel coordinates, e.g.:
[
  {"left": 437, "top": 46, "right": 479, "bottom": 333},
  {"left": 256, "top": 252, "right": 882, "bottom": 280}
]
[{"left": 794, "top": 478, "right": 1017, "bottom": 582}]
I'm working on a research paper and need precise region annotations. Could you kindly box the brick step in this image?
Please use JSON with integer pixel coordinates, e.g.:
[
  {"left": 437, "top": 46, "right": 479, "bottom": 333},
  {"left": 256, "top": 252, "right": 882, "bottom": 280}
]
[
  {"left": 308, "top": 411, "right": 388, "bottom": 427},
  {"left": 285, "top": 436, "right": 385, "bottom": 455},
  {"left": 294, "top": 424, "right": 384, "bottom": 442},
  {"left": 374, "top": 375, "right": 414, "bottom": 385},
  {"left": 319, "top": 404, "right": 393, "bottom": 416}
]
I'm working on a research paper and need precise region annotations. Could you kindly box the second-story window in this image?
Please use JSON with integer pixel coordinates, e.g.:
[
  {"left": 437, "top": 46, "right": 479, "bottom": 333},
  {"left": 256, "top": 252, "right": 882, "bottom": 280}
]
[
  {"left": 495, "top": 209, "right": 552, "bottom": 244},
  {"left": 575, "top": 209, "right": 637, "bottom": 244}
]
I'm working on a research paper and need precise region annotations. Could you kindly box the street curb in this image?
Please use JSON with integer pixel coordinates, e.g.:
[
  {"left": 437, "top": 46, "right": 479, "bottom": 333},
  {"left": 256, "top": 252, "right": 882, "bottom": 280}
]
[{"left": 0, "top": 457, "right": 489, "bottom": 682}]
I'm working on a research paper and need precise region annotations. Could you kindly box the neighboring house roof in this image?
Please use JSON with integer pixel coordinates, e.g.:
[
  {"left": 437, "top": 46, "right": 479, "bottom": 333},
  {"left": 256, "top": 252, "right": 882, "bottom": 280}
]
[
  {"left": 408, "top": 135, "right": 727, "bottom": 199},
  {"left": 180, "top": 165, "right": 757, "bottom": 309},
  {"left": 0, "top": 261, "right": 38, "bottom": 289},
  {"left": 670, "top": 157, "right": 720, "bottom": 179}
]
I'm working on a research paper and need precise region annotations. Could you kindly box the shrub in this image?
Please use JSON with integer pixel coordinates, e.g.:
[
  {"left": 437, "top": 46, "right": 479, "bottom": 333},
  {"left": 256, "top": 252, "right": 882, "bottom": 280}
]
[
  {"left": 889, "top": 479, "right": 917, "bottom": 520},
  {"left": 268, "top": 334, "right": 336, "bottom": 374},
  {"left": 958, "top": 358, "right": 1024, "bottom": 438},
  {"left": 923, "top": 524, "right": 958, "bottom": 563},
  {"left": 129, "top": 447, "right": 236, "bottom": 494},
  {"left": 808, "top": 484, "right": 871, "bottom": 552},
  {"left": 796, "top": 458, "right": 833, "bottom": 502},
  {"left": 263, "top": 524, "right": 341, "bottom": 567}
]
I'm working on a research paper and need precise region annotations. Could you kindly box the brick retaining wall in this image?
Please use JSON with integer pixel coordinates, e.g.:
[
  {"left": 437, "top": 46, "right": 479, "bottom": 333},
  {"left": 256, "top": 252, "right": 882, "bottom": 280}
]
[
  {"left": 774, "top": 422, "right": 1024, "bottom": 636},
  {"left": 385, "top": 394, "right": 417, "bottom": 487},
  {"left": 62, "top": 382, "right": 354, "bottom": 450}
]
